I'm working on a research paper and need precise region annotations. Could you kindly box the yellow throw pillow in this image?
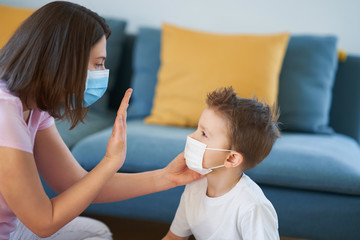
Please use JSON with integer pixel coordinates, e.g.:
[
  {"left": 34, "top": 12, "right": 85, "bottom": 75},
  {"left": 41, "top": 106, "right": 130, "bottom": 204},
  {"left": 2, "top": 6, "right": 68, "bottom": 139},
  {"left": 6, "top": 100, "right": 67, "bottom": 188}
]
[
  {"left": 145, "top": 23, "right": 289, "bottom": 127},
  {"left": 0, "top": 4, "right": 34, "bottom": 49}
]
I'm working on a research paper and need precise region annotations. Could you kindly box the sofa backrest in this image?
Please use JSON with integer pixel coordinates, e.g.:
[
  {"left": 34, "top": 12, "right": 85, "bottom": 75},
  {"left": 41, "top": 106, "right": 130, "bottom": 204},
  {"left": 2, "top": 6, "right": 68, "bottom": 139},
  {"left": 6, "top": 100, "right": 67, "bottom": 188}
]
[
  {"left": 330, "top": 55, "right": 360, "bottom": 143},
  {"left": 107, "top": 32, "right": 360, "bottom": 144}
]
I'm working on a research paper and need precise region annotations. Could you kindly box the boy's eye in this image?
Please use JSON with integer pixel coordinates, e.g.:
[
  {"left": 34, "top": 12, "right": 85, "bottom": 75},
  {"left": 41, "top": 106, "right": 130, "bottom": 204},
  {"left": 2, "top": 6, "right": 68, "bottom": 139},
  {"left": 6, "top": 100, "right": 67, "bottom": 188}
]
[
  {"left": 95, "top": 63, "right": 103, "bottom": 68},
  {"left": 201, "top": 131, "right": 207, "bottom": 138}
]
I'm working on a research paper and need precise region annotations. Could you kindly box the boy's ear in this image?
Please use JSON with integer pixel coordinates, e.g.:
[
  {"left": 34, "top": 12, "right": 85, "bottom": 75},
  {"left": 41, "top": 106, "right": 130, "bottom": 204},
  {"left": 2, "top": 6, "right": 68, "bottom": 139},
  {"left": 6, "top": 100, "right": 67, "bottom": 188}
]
[{"left": 224, "top": 151, "right": 244, "bottom": 168}]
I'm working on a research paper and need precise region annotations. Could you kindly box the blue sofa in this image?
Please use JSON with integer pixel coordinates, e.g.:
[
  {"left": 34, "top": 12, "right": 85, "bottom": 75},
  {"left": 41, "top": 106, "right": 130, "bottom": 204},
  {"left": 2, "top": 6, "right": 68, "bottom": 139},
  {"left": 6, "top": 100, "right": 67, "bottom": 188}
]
[{"left": 47, "top": 18, "right": 360, "bottom": 240}]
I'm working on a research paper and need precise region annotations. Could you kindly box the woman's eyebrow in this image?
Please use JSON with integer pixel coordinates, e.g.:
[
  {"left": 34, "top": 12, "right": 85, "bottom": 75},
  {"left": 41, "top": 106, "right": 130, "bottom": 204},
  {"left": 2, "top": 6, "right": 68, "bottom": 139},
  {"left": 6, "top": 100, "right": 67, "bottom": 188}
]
[{"left": 96, "top": 56, "right": 106, "bottom": 60}]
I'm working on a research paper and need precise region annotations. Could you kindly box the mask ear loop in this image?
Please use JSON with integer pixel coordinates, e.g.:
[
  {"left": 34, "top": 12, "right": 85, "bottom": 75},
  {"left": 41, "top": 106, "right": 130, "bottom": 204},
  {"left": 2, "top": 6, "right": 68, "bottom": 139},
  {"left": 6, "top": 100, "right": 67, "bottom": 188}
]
[
  {"left": 209, "top": 164, "right": 225, "bottom": 170},
  {"left": 205, "top": 148, "right": 232, "bottom": 171},
  {"left": 206, "top": 148, "right": 232, "bottom": 152}
]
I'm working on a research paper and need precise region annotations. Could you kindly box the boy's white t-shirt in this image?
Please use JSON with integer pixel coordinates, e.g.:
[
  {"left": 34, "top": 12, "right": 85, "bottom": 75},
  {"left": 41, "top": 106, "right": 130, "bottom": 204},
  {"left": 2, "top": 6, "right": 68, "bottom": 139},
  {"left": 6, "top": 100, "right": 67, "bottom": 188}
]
[{"left": 170, "top": 174, "right": 279, "bottom": 240}]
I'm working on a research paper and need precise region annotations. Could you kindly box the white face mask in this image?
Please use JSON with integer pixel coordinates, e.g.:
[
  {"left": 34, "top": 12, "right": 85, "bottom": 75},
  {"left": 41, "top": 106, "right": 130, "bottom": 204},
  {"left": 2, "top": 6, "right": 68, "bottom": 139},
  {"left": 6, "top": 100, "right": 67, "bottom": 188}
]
[{"left": 184, "top": 136, "right": 232, "bottom": 175}]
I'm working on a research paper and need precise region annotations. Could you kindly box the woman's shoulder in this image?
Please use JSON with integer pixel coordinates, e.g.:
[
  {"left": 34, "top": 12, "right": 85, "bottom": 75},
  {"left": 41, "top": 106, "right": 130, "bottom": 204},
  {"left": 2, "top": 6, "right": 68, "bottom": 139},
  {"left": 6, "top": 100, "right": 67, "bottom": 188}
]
[
  {"left": 0, "top": 80, "right": 22, "bottom": 108},
  {"left": 0, "top": 80, "right": 27, "bottom": 132},
  {"left": 0, "top": 80, "right": 54, "bottom": 130},
  {"left": 0, "top": 100, "right": 22, "bottom": 119}
]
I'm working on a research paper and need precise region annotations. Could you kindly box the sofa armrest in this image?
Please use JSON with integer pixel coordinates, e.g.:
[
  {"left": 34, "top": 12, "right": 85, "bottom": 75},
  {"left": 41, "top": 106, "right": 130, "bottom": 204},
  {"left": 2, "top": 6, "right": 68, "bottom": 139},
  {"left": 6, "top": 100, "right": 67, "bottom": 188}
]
[{"left": 330, "top": 55, "right": 360, "bottom": 144}]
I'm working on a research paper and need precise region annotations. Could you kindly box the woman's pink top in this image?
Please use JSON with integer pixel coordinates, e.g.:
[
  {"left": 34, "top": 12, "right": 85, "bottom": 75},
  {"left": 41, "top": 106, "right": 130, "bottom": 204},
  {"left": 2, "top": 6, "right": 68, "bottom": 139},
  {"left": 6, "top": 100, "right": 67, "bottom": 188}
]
[{"left": 0, "top": 80, "right": 54, "bottom": 239}]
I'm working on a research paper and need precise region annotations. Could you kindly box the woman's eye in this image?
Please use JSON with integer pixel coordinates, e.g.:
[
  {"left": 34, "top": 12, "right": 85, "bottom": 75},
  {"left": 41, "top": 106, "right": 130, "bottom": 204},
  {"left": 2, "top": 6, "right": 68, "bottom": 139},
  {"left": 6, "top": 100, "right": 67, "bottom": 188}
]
[{"left": 95, "top": 63, "right": 105, "bottom": 70}]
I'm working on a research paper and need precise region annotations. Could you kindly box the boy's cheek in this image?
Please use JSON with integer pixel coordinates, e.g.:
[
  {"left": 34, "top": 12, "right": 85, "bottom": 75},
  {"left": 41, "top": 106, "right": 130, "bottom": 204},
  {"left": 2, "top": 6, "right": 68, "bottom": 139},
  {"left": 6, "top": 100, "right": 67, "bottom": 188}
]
[
  {"left": 203, "top": 151, "right": 226, "bottom": 168},
  {"left": 202, "top": 152, "right": 214, "bottom": 168}
]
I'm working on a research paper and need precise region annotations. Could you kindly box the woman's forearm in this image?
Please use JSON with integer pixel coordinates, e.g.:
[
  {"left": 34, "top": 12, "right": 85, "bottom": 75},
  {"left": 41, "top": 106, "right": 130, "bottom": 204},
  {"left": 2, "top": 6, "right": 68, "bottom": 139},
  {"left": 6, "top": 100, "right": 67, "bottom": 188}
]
[
  {"left": 34, "top": 157, "right": 118, "bottom": 237},
  {"left": 0, "top": 147, "right": 119, "bottom": 238},
  {"left": 51, "top": 157, "right": 116, "bottom": 215},
  {"left": 93, "top": 152, "right": 203, "bottom": 203},
  {"left": 93, "top": 169, "right": 176, "bottom": 203}
]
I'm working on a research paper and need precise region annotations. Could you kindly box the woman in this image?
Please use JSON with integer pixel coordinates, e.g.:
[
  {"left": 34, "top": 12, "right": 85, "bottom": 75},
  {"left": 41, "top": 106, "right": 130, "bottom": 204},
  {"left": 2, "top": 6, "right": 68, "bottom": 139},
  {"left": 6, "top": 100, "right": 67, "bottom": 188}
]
[{"left": 0, "top": 1, "right": 201, "bottom": 239}]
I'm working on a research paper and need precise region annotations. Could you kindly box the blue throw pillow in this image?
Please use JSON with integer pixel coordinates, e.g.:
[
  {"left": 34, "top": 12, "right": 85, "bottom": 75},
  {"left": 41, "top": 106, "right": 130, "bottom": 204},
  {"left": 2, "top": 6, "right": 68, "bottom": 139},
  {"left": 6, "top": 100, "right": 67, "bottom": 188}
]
[
  {"left": 278, "top": 35, "right": 338, "bottom": 133},
  {"left": 127, "top": 27, "right": 161, "bottom": 118}
]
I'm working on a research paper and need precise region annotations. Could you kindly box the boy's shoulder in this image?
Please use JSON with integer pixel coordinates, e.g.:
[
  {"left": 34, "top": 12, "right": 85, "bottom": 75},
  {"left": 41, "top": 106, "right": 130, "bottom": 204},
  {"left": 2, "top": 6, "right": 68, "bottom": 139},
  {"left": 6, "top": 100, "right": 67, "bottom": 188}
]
[
  {"left": 235, "top": 174, "right": 275, "bottom": 213},
  {"left": 241, "top": 174, "right": 265, "bottom": 196},
  {"left": 182, "top": 174, "right": 275, "bottom": 212},
  {"left": 236, "top": 175, "right": 279, "bottom": 238}
]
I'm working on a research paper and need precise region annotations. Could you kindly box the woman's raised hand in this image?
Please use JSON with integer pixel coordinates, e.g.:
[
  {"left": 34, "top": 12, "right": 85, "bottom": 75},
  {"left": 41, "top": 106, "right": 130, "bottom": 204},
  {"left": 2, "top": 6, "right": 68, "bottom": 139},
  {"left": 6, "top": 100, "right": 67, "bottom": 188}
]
[{"left": 105, "top": 88, "right": 132, "bottom": 170}]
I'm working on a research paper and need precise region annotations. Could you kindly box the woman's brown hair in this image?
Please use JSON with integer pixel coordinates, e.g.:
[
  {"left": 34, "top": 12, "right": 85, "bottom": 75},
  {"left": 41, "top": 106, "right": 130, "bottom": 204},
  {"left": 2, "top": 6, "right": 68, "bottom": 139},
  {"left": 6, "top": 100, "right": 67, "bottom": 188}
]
[
  {"left": 206, "top": 87, "right": 280, "bottom": 170},
  {"left": 0, "top": 1, "right": 111, "bottom": 128}
]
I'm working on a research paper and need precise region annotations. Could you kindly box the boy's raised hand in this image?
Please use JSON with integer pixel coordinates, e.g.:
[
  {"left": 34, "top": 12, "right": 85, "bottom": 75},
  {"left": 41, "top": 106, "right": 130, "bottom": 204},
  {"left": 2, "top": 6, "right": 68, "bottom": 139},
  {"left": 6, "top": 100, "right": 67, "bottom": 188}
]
[{"left": 105, "top": 88, "right": 133, "bottom": 170}]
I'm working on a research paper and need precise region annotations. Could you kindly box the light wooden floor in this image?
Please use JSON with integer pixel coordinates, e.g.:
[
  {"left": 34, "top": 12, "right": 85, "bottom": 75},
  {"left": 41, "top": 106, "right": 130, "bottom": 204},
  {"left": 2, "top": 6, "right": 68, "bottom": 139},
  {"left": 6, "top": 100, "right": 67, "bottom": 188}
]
[{"left": 85, "top": 214, "right": 307, "bottom": 240}]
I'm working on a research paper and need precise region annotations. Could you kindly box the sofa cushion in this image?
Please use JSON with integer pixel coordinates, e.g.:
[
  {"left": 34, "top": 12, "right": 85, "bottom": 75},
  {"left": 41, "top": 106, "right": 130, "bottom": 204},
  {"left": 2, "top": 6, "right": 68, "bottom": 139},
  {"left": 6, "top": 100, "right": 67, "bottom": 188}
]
[
  {"left": 127, "top": 27, "right": 161, "bottom": 118},
  {"left": 72, "top": 119, "right": 360, "bottom": 196},
  {"left": 278, "top": 35, "right": 338, "bottom": 133},
  {"left": 247, "top": 132, "right": 360, "bottom": 195},
  {"left": 56, "top": 110, "right": 116, "bottom": 149}
]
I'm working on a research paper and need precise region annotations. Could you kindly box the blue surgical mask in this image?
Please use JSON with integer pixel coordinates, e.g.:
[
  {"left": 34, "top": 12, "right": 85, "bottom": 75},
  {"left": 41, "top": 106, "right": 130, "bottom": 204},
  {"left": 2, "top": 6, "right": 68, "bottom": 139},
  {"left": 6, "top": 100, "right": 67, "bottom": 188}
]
[{"left": 83, "top": 69, "right": 109, "bottom": 107}]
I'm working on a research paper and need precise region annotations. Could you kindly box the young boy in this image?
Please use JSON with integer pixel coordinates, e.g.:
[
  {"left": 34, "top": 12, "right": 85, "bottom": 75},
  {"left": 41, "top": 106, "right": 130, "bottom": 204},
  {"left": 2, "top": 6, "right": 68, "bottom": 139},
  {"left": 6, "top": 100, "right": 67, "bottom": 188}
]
[{"left": 163, "top": 87, "right": 280, "bottom": 240}]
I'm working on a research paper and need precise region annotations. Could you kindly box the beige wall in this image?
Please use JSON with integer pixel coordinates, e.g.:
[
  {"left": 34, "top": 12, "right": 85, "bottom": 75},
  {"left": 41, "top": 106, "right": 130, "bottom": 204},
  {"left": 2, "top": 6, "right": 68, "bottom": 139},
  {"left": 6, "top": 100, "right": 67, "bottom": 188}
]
[{"left": 1, "top": 0, "right": 359, "bottom": 54}]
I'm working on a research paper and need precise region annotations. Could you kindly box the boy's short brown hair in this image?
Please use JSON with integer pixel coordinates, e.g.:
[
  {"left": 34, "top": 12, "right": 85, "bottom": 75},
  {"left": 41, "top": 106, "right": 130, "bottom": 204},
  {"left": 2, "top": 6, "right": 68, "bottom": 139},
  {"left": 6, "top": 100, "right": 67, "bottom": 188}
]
[{"left": 206, "top": 86, "right": 280, "bottom": 170}]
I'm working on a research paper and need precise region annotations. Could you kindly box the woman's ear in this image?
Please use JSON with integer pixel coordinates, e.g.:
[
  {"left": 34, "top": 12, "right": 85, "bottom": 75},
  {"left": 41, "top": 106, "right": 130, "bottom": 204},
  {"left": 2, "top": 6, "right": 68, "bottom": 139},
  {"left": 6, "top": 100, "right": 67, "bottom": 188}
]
[{"left": 224, "top": 151, "right": 244, "bottom": 168}]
